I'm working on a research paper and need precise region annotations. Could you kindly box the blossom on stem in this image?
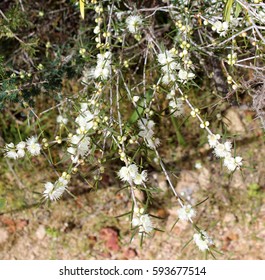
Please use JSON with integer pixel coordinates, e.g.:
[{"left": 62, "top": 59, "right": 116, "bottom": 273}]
[
  {"left": 126, "top": 15, "right": 142, "bottom": 34},
  {"left": 4, "top": 143, "right": 18, "bottom": 159},
  {"left": 193, "top": 230, "right": 214, "bottom": 251},
  {"left": 26, "top": 136, "right": 41, "bottom": 156},
  {"left": 43, "top": 176, "right": 68, "bottom": 201},
  {"left": 132, "top": 211, "right": 153, "bottom": 234},
  {"left": 118, "top": 164, "right": 147, "bottom": 185},
  {"left": 177, "top": 205, "right": 196, "bottom": 221}
]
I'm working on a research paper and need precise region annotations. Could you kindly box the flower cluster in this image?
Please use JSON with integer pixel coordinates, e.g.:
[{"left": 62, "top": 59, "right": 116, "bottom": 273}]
[
  {"left": 43, "top": 175, "right": 69, "bottom": 201},
  {"left": 75, "top": 103, "right": 98, "bottom": 133},
  {"left": 157, "top": 49, "right": 179, "bottom": 84},
  {"left": 208, "top": 134, "right": 243, "bottom": 172},
  {"left": 118, "top": 164, "right": 147, "bottom": 185},
  {"left": 4, "top": 136, "right": 41, "bottom": 159},
  {"left": 94, "top": 51, "right": 112, "bottom": 80},
  {"left": 227, "top": 53, "right": 237, "bottom": 66}
]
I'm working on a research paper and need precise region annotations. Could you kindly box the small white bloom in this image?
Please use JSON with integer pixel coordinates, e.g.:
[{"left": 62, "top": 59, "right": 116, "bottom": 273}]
[
  {"left": 126, "top": 15, "right": 143, "bottom": 34},
  {"left": 133, "top": 170, "right": 148, "bottom": 185},
  {"left": 138, "top": 118, "right": 160, "bottom": 149},
  {"left": 68, "top": 135, "right": 90, "bottom": 162},
  {"left": 17, "top": 141, "right": 26, "bottom": 150},
  {"left": 132, "top": 217, "right": 141, "bottom": 227},
  {"left": 138, "top": 119, "right": 155, "bottom": 131},
  {"left": 193, "top": 230, "right": 213, "bottom": 251},
  {"left": 118, "top": 164, "right": 139, "bottom": 183},
  {"left": 132, "top": 213, "right": 153, "bottom": 234},
  {"left": 94, "top": 51, "right": 112, "bottom": 80},
  {"left": 177, "top": 205, "right": 196, "bottom": 221},
  {"left": 214, "top": 141, "right": 232, "bottom": 158},
  {"left": 195, "top": 161, "right": 202, "bottom": 169},
  {"left": 224, "top": 155, "right": 243, "bottom": 172},
  {"left": 161, "top": 62, "right": 179, "bottom": 72},
  {"left": 57, "top": 115, "right": 68, "bottom": 125},
  {"left": 43, "top": 177, "right": 68, "bottom": 201},
  {"left": 5, "top": 142, "right": 18, "bottom": 159},
  {"left": 75, "top": 109, "right": 95, "bottom": 132},
  {"left": 169, "top": 98, "right": 184, "bottom": 117},
  {"left": 212, "top": 21, "right": 229, "bottom": 36},
  {"left": 178, "top": 69, "right": 195, "bottom": 82},
  {"left": 208, "top": 134, "right": 221, "bottom": 148},
  {"left": 133, "top": 96, "right": 140, "bottom": 103},
  {"left": 17, "top": 142, "right": 26, "bottom": 158},
  {"left": 146, "top": 137, "right": 160, "bottom": 149},
  {"left": 162, "top": 72, "right": 176, "bottom": 84},
  {"left": 26, "top": 136, "right": 41, "bottom": 156},
  {"left": 93, "top": 25, "right": 100, "bottom": 34},
  {"left": 140, "top": 214, "right": 153, "bottom": 233},
  {"left": 157, "top": 50, "right": 175, "bottom": 66}
]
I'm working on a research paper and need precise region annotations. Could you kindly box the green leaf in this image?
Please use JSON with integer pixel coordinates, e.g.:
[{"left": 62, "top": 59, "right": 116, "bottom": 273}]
[
  {"left": 0, "top": 198, "right": 5, "bottom": 210},
  {"left": 223, "top": 0, "right": 234, "bottom": 22},
  {"left": 129, "top": 91, "right": 152, "bottom": 123},
  {"left": 171, "top": 116, "right": 186, "bottom": 146},
  {"left": 235, "top": 2, "right": 242, "bottom": 18},
  {"left": 170, "top": 218, "right": 179, "bottom": 232}
]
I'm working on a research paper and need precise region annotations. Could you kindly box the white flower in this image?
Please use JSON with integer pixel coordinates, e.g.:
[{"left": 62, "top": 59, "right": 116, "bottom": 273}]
[
  {"left": 157, "top": 50, "right": 175, "bottom": 66},
  {"left": 57, "top": 115, "right": 68, "bottom": 125},
  {"left": 128, "top": 164, "right": 138, "bottom": 177},
  {"left": 133, "top": 170, "right": 148, "bottom": 185},
  {"left": 212, "top": 21, "right": 229, "bottom": 36},
  {"left": 224, "top": 155, "right": 243, "bottom": 172},
  {"left": 132, "top": 214, "right": 153, "bottom": 234},
  {"left": 208, "top": 134, "right": 221, "bottom": 148},
  {"left": 16, "top": 141, "right": 26, "bottom": 158},
  {"left": 68, "top": 135, "right": 90, "bottom": 163},
  {"left": 43, "top": 177, "right": 68, "bottom": 201},
  {"left": 195, "top": 161, "right": 202, "bottom": 169},
  {"left": 93, "top": 25, "right": 100, "bottom": 34},
  {"left": 214, "top": 141, "right": 232, "bottom": 158},
  {"left": 162, "top": 72, "right": 176, "bottom": 84},
  {"left": 169, "top": 98, "right": 184, "bottom": 117},
  {"left": 146, "top": 137, "right": 160, "bottom": 149},
  {"left": 193, "top": 230, "right": 213, "bottom": 251},
  {"left": 178, "top": 69, "right": 195, "bottom": 82},
  {"left": 118, "top": 164, "right": 139, "bottom": 183},
  {"left": 75, "top": 109, "right": 95, "bottom": 132},
  {"left": 4, "top": 142, "right": 18, "bottom": 159},
  {"left": 26, "top": 136, "right": 41, "bottom": 156},
  {"left": 177, "top": 205, "right": 196, "bottom": 221},
  {"left": 126, "top": 15, "right": 142, "bottom": 34},
  {"left": 138, "top": 118, "right": 160, "bottom": 149},
  {"left": 94, "top": 51, "right": 112, "bottom": 80},
  {"left": 257, "top": 10, "right": 265, "bottom": 24},
  {"left": 138, "top": 118, "right": 155, "bottom": 131},
  {"left": 94, "top": 67, "right": 110, "bottom": 80}
]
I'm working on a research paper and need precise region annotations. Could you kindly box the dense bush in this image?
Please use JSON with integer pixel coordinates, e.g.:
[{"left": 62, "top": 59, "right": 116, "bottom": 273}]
[{"left": 0, "top": 0, "right": 264, "bottom": 256}]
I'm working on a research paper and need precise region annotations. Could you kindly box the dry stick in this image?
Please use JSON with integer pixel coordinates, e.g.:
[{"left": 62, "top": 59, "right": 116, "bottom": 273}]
[
  {"left": 5, "top": 159, "right": 26, "bottom": 190},
  {"left": 235, "top": 0, "right": 265, "bottom": 43}
]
